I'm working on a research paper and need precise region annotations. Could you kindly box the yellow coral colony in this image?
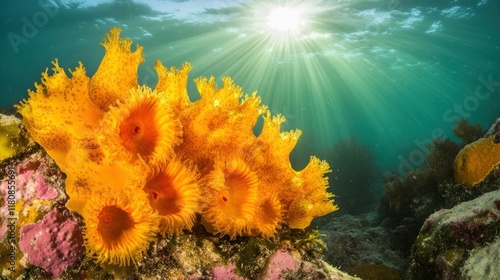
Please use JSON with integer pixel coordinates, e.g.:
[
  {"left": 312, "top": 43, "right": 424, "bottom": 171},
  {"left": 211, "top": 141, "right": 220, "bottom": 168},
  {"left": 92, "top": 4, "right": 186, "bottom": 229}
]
[
  {"left": 454, "top": 135, "right": 500, "bottom": 186},
  {"left": 16, "top": 28, "right": 337, "bottom": 265}
]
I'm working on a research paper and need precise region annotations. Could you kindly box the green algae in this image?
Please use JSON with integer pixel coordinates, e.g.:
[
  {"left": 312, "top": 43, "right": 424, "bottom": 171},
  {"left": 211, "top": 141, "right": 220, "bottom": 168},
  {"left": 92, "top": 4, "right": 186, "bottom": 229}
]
[{"left": 0, "top": 114, "right": 28, "bottom": 161}]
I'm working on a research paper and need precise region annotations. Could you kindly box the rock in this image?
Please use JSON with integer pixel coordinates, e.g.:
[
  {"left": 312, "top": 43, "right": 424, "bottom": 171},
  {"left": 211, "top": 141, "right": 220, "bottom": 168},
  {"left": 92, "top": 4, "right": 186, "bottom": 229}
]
[
  {"left": 0, "top": 149, "right": 66, "bottom": 240},
  {"left": 461, "top": 237, "right": 500, "bottom": 279},
  {"left": 407, "top": 189, "right": 500, "bottom": 279}
]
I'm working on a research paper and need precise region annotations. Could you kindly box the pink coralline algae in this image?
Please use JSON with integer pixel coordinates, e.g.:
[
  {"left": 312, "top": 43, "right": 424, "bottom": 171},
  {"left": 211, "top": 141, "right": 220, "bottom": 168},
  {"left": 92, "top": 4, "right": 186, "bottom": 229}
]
[
  {"left": 19, "top": 208, "right": 84, "bottom": 277},
  {"left": 33, "top": 172, "right": 58, "bottom": 199},
  {"left": 263, "top": 250, "right": 300, "bottom": 280},
  {"left": 0, "top": 151, "right": 63, "bottom": 239},
  {"left": 14, "top": 169, "right": 58, "bottom": 200},
  {"left": 212, "top": 264, "right": 245, "bottom": 280}
]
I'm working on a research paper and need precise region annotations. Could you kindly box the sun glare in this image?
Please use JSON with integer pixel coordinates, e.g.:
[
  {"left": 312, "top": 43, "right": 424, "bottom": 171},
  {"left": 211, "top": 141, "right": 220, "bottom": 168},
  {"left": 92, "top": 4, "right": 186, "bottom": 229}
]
[{"left": 267, "top": 7, "right": 304, "bottom": 33}]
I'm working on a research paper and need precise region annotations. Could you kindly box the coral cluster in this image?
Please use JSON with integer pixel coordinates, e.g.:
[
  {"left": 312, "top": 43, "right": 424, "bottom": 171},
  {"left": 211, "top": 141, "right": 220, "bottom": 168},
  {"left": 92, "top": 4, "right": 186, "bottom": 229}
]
[{"left": 15, "top": 28, "right": 337, "bottom": 267}]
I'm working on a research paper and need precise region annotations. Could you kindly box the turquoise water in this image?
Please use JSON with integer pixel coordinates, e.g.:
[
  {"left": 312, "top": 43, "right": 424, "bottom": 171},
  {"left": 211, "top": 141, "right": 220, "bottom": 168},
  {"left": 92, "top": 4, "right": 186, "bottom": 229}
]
[{"left": 1, "top": 0, "right": 499, "bottom": 182}]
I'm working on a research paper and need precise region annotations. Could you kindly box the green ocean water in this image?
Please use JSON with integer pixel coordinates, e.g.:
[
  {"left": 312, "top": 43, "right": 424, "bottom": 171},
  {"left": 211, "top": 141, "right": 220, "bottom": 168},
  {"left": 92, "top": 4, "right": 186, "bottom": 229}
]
[{"left": 1, "top": 0, "right": 499, "bottom": 190}]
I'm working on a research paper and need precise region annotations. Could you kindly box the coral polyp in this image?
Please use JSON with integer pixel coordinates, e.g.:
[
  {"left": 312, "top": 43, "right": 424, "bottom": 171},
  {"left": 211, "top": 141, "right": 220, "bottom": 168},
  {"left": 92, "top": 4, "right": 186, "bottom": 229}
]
[
  {"left": 202, "top": 158, "right": 259, "bottom": 239},
  {"left": 143, "top": 158, "right": 200, "bottom": 235},
  {"left": 98, "top": 86, "right": 181, "bottom": 165},
  {"left": 83, "top": 188, "right": 159, "bottom": 266},
  {"left": 253, "top": 194, "right": 284, "bottom": 238},
  {"left": 15, "top": 27, "right": 337, "bottom": 267}
]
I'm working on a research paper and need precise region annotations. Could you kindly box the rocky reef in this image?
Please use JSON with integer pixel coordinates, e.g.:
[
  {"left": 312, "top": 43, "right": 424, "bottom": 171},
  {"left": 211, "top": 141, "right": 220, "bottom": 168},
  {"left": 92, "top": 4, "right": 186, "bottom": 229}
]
[
  {"left": 378, "top": 117, "right": 500, "bottom": 279},
  {"left": 19, "top": 208, "right": 84, "bottom": 278},
  {"left": 404, "top": 118, "right": 500, "bottom": 279},
  {"left": 315, "top": 117, "right": 500, "bottom": 280}
]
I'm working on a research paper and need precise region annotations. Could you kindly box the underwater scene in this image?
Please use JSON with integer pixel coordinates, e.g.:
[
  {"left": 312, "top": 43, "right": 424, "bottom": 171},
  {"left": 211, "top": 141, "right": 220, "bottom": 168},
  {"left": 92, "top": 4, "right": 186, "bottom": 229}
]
[{"left": 0, "top": 0, "right": 500, "bottom": 279}]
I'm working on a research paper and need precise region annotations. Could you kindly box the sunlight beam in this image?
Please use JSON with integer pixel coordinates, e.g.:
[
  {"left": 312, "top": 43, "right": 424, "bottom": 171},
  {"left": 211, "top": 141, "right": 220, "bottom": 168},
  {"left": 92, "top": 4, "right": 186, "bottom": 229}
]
[{"left": 267, "top": 7, "right": 303, "bottom": 33}]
